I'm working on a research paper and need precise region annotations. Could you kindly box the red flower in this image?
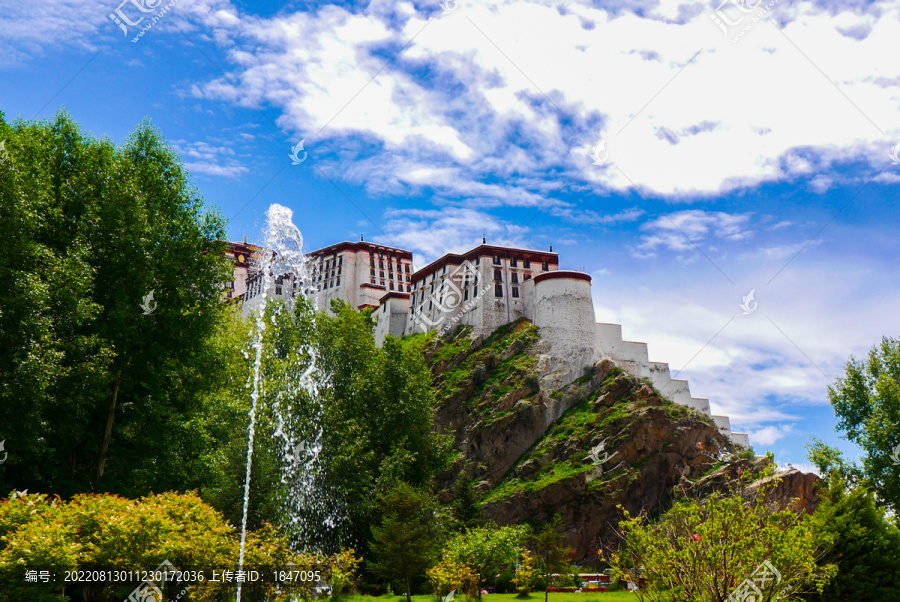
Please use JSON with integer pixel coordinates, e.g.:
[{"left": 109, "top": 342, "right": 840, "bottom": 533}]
[{"left": 691, "top": 533, "right": 701, "bottom": 542}]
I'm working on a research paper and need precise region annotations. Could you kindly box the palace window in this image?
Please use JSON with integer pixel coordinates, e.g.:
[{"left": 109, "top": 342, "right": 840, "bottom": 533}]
[
  {"left": 510, "top": 257, "right": 518, "bottom": 267},
  {"left": 525, "top": 273, "right": 532, "bottom": 281},
  {"left": 542, "top": 261, "right": 549, "bottom": 271},
  {"left": 523, "top": 258, "right": 530, "bottom": 268},
  {"left": 390, "top": 283, "right": 394, "bottom": 291},
  {"left": 476, "top": 256, "right": 481, "bottom": 265},
  {"left": 511, "top": 273, "right": 518, "bottom": 284},
  {"left": 493, "top": 255, "right": 501, "bottom": 265},
  {"left": 512, "top": 287, "right": 519, "bottom": 298},
  {"left": 494, "top": 269, "right": 502, "bottom": 281},
  {"left": 494, "top": 284, "right": 503, "bottom": 297},
  {"left": 336, "top": 277, "right": 340, "bottom": 286}
]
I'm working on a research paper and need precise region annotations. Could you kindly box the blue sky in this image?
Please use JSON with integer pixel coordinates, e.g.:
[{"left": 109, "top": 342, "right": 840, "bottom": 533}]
[{"left": 3, "top": 0, "right": 900, "bottom": 470}]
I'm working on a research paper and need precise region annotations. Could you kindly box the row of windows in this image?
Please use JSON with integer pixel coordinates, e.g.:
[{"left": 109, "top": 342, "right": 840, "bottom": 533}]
[
  {"left": 370, "top": 268, "right": 410, "bottom": 282},
  {"left": 371, "top": 258, "right": 411, "bottom": 273},
  {"left": 313, "top": 254, "right": 342, "bottom": 271},
  {"left": 315, "top": 267, "right": 341, "bottom": 281},
  {"left": 414, "top": 257, "right": 550, "bottom": 290},
  {"left": 409, "top": 282, "right": 521, "bottom": 315},
  {"left": 317, "top": 277, "right": 341, "bottom": 291},
  {"left": 368, "top": 277, "right": 412, "bottom": 292},
  {"left": 493, "top": 269, "right": 531, "bottom": 283}
]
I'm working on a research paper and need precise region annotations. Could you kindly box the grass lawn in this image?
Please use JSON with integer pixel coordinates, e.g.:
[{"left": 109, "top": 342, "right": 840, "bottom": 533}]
[{"left": 341, "top": 593, "right": 636, "bottom": 602}]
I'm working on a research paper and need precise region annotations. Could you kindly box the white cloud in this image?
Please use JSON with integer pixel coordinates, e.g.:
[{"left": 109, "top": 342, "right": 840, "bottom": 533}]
[
  {"left": 0, "top": 0, "right": 104, "bottom": 64},
  {"left": 7, "top": 0, "right": 900, "bottom": 201},
  {"left": 376, "top": 206, "right": 526, "bottom": 266},
  {"left": 750, "top": 425, "right": 791, "bottom": 445},
  {"left": 172, "top": 0, "right": 900, "bottom": 201},
  {"left": 173, "top": 139, "right": 249, "bottom": 178},
  {"left": 637, "top": 209, "right": 754, "bottom": 255}
]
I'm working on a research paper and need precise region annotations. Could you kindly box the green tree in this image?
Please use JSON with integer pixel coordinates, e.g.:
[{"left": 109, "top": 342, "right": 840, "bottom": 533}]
[
  {"left": 442, "top": 524, "right": 527, "bottom": 592},
  {"left": 369, "top": 482, "right": 440, "bottom": 602},
  {"left": 529, "top": 515, "right": 572, "bottom": 602},
  {"left": 0, "top": 112, "right": 234, "bottom": 498},
  {"left": 827, "top": 336, "right": 900, "bottom": 512},
  {"left": 451, "top": 472, "right": 483, "bottom": 531},
  {"left": 314, "top": 301, "right": 450, "bottom": 551},
  {"left": 608, "top": 478, "right": 836, "bottom": 602},
  {"left": 804, "top": 475, "right": 900, "bottom": 602}
]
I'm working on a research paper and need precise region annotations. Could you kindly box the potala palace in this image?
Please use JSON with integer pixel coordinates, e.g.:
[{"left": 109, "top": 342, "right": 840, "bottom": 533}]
[{"left": 225, "top": 237, "right": 750, "bottom": 450}]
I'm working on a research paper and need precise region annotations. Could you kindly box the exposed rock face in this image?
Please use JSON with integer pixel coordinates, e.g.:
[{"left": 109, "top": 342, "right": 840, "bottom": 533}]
[{"left": 421, "top": 319, "right": 820, "bottom": 563}]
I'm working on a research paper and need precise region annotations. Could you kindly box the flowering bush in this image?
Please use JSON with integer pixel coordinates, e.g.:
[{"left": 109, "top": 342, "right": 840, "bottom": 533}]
[
  {"left": 0, "top": 491, "right": 359, "bottom": 602},
  {"left": 426, "top": 557, "right": 480, "bottom": 600}
]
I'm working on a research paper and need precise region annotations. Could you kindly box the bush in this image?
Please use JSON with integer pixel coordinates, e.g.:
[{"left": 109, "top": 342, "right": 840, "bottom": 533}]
[
  {"left": 0, "top": 491, "right": 360, "bottom": 602},
  {"left": 532, "top": 577, "right": 546, "bottom": 592},
  {"left": 494, "top": 571, "right": 515, "bottom": 594}
]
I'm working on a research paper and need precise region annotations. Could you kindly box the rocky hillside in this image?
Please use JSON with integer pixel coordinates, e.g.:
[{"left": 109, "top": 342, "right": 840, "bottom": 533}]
[{"left": 405, "top": 319, "right": 819, "bottom": 563}]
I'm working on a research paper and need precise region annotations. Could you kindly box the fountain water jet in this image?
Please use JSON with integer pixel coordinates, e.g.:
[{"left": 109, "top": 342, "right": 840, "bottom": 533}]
[{"left": 237, "top": 204, "right": 329, "bottom": 602}]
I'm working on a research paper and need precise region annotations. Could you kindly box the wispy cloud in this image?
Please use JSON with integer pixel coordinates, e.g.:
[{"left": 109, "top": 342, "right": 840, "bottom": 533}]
[
  {"left": 636, "top": 210, "right": 753, "bottom": 256},
  {"left": 173, "top": 139, "right": 249, "bottom": 179}
]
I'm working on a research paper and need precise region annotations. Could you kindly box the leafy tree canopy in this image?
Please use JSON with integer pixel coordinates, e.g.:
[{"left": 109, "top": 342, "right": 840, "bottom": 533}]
[
  {"left": 0, "top": 111, "right": 235, "bottom": 498},
  {"left": 826, "top": 336, "right": 900, "bottom": 513}
]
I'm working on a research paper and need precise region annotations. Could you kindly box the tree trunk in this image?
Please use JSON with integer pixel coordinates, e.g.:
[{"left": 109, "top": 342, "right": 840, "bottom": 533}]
[
  {"left": 405, "top": 575, "right": 412, "bottom": 602},
  {"left": 95, "top": 370, "right": 122, "bottom": 486}
]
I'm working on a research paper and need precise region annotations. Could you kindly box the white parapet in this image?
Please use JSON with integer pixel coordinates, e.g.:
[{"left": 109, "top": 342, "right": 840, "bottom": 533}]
[
  {"left": 374, "top": 293, "right": 411, "bottom": 346},
  {"left": 647, "top": 361, "right": 672, "bottom": 391},
  {"left": 618, "top": 341, "right": 650, "bottom": 379},
  {"left": 730, "top": 433, "right": 750, "bottom": 450},
  {"left": 595, "top": 323, "right": 625, "bottom": 358},
  {"left": 664, "top": 379, "right": 693, "bottom": 408},
  {"left": 691, "top": 398, "right": 711, "bottom": 416},
  {"left": 712, "top": 415, "right": 732, "bottom": 437}
]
